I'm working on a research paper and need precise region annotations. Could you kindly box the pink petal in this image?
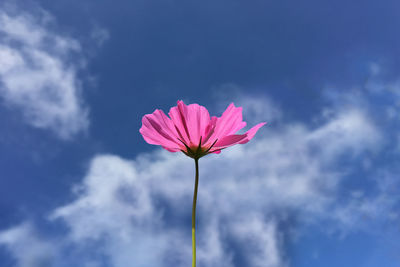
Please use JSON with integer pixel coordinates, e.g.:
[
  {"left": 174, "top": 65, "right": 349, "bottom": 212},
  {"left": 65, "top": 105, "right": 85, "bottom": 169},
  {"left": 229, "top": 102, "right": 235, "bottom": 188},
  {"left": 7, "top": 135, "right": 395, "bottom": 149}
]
[
  {"left": 152, "top": 109, "right": 180, "bottom": 140},
  {"left": 168, "top": 100, "right": 192, "bottom": 145},
  {"left": 139, "top": 112, "right": 182, "bottom": 151},
  {"left": 213, "top": 122, "right": 266, "bottom": 149},
  {"left": 214, "top": 134, "right": 248, "bottom": 149},
  {"left": 203, "top": 116, "right": 218, "bottom": 145},
  {"left": 208, "top": 103, "right": 247, "bottom": 143},
  {"left": 185, "top": 103, "right": 211, "bottom": 146},
  {"left": 239, "top": 122, "right": 267, "bottom": 144},
  {"left": 162, "top": 146, "right": 181, "bottom": 152},
  {"left": 140, "top": 130, "right": 181, "bottom": 152}
]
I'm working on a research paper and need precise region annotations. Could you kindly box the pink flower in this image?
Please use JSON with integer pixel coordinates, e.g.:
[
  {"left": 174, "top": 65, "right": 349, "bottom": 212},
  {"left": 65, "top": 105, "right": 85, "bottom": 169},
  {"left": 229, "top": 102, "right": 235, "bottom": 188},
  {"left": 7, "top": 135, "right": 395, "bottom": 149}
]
[
  {"left": 140, "top": 100, "right": 266, "bottom": 159},
  {"left": 140, "top": 100, "right": 266, "bottom": 267}
]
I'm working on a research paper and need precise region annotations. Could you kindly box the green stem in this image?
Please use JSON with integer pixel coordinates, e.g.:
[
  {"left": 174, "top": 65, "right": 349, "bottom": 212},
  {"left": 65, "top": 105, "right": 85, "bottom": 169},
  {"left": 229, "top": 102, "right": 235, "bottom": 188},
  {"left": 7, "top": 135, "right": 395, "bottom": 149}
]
[{"left": 192, "top": 158, "right": 199, "bottom": 267}]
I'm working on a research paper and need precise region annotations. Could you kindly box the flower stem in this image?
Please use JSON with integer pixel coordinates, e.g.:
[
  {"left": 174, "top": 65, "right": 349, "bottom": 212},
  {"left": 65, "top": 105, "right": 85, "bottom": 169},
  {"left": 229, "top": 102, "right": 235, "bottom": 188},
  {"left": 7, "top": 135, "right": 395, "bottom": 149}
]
[{"left": 192, "top": 158, "right": 199, "bottom": 267}]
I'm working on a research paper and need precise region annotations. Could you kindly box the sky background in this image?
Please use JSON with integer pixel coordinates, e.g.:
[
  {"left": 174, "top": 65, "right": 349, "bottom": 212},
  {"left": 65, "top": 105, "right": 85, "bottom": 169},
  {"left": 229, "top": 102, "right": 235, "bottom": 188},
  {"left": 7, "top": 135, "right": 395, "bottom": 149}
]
[{"left": 0, "top": 0, "right": 400, "bottom": 266}]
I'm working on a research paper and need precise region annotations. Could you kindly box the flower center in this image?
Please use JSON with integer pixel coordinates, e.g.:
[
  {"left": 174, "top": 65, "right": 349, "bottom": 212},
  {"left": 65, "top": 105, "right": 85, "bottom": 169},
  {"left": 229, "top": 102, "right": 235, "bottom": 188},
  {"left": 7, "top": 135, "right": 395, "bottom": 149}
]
[{"left": 178, "top": 137, "right": 218, "bottom": 159}]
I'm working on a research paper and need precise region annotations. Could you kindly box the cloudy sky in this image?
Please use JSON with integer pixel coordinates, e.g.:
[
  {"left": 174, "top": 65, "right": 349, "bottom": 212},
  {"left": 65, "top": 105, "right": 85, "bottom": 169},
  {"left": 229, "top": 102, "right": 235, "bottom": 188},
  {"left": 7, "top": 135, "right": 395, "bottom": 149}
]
[{"left": 1, "top": 1, "right": 400, "bottom": 266}]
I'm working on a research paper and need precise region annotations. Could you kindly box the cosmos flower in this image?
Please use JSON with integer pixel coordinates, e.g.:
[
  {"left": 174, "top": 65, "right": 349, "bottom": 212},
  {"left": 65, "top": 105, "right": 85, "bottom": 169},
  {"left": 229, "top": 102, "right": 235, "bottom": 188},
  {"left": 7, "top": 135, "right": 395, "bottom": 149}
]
[
  {"left": 140, "top": 100, "right": 266, "bottom": 159},
  {"left": 139, "top": 100, "right": 266, "bottom": 267}
]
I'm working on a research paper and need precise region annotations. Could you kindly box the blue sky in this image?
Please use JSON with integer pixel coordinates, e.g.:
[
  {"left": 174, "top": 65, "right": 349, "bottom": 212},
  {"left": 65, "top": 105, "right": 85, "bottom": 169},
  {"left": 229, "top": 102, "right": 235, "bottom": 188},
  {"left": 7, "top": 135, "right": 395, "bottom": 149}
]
[{"left": 0, "top": 1, "right": 399, "bottom": 266}]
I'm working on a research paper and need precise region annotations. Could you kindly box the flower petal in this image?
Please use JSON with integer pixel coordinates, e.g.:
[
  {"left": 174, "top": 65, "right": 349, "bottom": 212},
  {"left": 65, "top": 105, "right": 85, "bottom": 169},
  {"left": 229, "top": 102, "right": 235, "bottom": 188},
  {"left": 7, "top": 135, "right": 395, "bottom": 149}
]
[
  {"left": 185, "top": 103, "right": 211, "bottom": 146},
  {"left": 168, "top": 100, "right": 192, "bottom": 145},
  {"left": 139, "top": 112, "right": 183, "bottom": 151},
  {"left": 203, "top": 116, "right": 218, "bottom": 145},
  {"left": 209, "top": 103, "right": 247, "bottom": 143},
  {"left": 213, "top": 122, "right": 266, "bottom": 149},
  {"left": 214, "top": 134, "right": 248, "bottom": 149},
  {"left": 140, "top": 130, "right": 181, "bottom": 152},
  {"left": 152, "top": 109, "right": 180, "bottom": 140},
  {"left": 162, "top": 146, "right": 181, "bottom": 152},
  {"left": 239, "top": 122, "right": 267, "bottom": 144}
]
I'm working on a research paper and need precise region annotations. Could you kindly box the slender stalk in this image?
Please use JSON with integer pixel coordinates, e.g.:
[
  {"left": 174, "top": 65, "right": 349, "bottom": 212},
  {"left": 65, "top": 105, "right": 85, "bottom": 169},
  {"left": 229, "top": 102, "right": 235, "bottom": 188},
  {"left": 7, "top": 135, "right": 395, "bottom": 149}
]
[{"left": 192, "top": 158, "right": 199, "bottom": 267}]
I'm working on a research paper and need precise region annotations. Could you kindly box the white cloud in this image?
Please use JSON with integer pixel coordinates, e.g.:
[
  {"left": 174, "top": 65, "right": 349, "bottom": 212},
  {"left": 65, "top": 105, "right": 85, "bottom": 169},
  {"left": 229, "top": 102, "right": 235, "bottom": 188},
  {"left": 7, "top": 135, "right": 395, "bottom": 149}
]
[
  {"left": 42, "top": 103, "right": 379, "bottom": 266},
  {"left": 307, "top": 109, "right": 381, "bottom": 161},
  {"left": 213, "top": 84, "right": 283, "bottom": 125},
  {"left": 329, "top": 170, "right": 400, "bottom": 236},
  {"left": 0, "top": 94, "right": 393, "bottom": 267},
  {"left": 230, "top": 216, "right": 283, "bottom": 267},
  {"left": 0, "top": 223, "right": 57, "bottom": 267},
  {"left": 0, "top": 6, "right": 89, "bottom": 139}
]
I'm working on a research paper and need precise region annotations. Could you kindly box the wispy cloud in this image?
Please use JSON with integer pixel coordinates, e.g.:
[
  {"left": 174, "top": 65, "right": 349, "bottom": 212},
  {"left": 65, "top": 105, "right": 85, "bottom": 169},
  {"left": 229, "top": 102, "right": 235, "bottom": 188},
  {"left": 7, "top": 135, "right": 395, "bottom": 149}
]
[
  {"left": 1, "top": 89, "right": 393, "bottom": 266},
  {"left": 0, "top": 223, "right": 57, "bottom": 267},
  {"left": 0, "top": 5, "right": 90, "bottom": 139}
]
